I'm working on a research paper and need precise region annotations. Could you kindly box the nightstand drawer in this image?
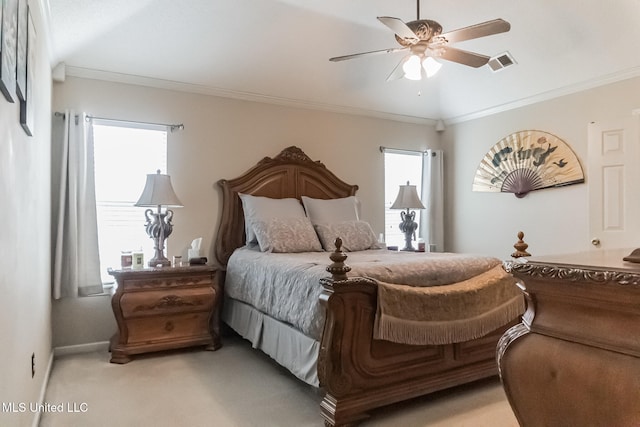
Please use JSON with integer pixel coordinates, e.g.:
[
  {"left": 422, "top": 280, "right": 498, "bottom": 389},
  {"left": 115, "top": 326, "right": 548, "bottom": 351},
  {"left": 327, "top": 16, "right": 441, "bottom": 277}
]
[
  {"left": 122, "top": 273, "right": 213, "bottom": 291},
  {"left": 126, "top": 312, "right": 211, "bottom": 344},
  {"left": 108, "top": 265, "right": 220, "bottom": 363},
  {"left": 120, "top": 287, "right": 214, "bottom": 318}
]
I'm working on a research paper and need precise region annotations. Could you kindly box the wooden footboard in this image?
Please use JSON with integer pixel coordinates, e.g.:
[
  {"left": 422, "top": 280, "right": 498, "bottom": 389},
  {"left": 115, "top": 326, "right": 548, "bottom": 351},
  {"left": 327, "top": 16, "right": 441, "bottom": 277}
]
[{"left": 317, "top": 242, "right": 514, "bottom": 426}]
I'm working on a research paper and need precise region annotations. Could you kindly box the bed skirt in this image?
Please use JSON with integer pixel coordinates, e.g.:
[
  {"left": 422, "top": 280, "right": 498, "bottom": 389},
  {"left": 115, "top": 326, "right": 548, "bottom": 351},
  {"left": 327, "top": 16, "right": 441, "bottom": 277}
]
[{"left": 222, "top": 298, "right": 320, "bottom": 386}]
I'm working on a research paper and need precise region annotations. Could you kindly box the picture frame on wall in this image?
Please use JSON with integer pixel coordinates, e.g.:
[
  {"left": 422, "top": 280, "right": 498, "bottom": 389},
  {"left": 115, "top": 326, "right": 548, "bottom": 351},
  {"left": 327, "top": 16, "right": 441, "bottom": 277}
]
[
  {"left": 19, "top": 7, "right": 34, "bottom": 136},
  {"left": 15, "top": 0, "right": 27, "bottom": 101},
  {"left": 0, "top": 0, "right": 18, "bottom": 103}
]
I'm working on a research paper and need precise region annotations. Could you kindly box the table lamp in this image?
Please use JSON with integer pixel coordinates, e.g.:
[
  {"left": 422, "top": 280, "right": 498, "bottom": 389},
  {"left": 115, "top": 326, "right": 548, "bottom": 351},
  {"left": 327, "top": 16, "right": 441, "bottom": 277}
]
[
  {"left": 135, "top": 170, "right": 183, "bottom": 267},
  {"left": 390, "top": 181, "right": 425, "bottom": 251}
]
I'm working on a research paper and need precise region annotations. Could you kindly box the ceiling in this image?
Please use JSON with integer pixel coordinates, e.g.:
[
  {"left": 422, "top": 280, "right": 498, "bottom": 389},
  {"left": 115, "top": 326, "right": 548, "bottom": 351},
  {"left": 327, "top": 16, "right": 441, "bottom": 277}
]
[{"left": 46, "top": 0, "right": 640, "bottom": 123}]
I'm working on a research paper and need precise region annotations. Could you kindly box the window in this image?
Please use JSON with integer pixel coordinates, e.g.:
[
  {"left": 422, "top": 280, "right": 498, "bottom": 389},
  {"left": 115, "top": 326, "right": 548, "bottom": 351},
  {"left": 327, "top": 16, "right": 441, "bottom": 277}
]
[
  {"left": 383, "top": 150, "right": 423, "bottom": 248},
  {"left": 92, "top": 120, "right": 168, "bottom": 282}
]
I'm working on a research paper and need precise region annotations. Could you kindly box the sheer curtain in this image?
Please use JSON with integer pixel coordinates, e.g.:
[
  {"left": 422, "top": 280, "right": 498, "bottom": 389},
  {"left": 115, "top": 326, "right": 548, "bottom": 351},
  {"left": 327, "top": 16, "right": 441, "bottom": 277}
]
[
  {"left": 420, "top": 149, "right": 444, "bottom": 252},
  {"left": 51, "top": 110, "right": 103, "bottom": 298}
]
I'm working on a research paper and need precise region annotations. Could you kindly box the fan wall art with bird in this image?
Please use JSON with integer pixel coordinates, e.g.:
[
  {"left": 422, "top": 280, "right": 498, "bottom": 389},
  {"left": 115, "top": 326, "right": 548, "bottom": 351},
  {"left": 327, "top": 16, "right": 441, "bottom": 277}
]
[{"left": 472, "top": 130, "right": 585, "bottom": 198}]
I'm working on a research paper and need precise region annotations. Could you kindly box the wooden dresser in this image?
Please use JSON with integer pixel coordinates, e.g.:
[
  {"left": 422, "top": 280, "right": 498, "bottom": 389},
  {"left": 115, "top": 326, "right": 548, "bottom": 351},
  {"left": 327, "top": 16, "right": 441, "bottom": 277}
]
[
  {"left": 499, "top": 250, "right": 640, "bottom": 426},
  {"left": 108, "top": 265, "right": 221, "bottom": 364}
]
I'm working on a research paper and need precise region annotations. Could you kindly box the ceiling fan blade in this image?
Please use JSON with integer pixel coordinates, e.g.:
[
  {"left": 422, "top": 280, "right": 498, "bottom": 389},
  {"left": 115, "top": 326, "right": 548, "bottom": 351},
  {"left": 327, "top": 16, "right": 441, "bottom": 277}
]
[
  {"left": 386, "top": 56, "right": 409, "bottom": 81},
  {"left": 438, "top": 47, "right": 490, "bottom": 68},
  {"left": 377, "top": 16, "right": 420, "bottom": 43},
  {"left": 438, "top": 18, "right": 510, "bottom": 44},
  {"left": 330, "top": 47, "right": 407, "bottom": 62}
]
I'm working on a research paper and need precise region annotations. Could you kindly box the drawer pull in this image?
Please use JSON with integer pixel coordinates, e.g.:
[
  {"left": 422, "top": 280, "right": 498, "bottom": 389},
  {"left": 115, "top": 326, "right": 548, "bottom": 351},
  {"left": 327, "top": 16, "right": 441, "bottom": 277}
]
[
  {"left": 164, "top": 321, "right": 175, "bottom": 332},
  {"left": 133, "top": 295, "right": 201, "bottom": 313}
]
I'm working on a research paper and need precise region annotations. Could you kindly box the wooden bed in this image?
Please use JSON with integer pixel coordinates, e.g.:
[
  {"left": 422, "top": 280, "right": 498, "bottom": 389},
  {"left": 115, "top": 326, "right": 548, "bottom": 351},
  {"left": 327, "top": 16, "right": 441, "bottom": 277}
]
[{"left": 214, "top": 146, "right": 519, "bottom": 426}]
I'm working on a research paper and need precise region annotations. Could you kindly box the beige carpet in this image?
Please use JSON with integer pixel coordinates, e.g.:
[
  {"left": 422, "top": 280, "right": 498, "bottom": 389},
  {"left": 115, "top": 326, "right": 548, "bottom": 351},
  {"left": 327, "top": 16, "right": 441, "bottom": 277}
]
[{"left": 40, "top": 335, "right": 518, "bottom": 427}]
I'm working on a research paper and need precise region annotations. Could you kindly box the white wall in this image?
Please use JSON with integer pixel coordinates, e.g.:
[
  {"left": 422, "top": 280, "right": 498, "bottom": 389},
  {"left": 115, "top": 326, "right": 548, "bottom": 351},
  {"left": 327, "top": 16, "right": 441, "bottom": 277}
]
[
  {"left": 51, "top": 70, "right": 640, "bottom": 347},
  {"left": 51, "top": 76, "right": 437, "bottom": 346},
  {"left": 443, "top": 76, "right": 640, "bottom": 258},
  {"left": 0, "top": 1, "right": 53, "bottom": 425}
]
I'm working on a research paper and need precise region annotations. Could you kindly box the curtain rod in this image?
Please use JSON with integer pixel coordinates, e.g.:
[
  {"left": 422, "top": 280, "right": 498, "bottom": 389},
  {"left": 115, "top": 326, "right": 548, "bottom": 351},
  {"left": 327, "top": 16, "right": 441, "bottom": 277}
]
[
  {"left": 54, "top": 112, "right": 184, "bottom": 132},
  {"left": 54, "top": 111, "right": 79, "bottom": 125},
  {"left": 87, "top": 115, "right": 184, "bottom": 132}
]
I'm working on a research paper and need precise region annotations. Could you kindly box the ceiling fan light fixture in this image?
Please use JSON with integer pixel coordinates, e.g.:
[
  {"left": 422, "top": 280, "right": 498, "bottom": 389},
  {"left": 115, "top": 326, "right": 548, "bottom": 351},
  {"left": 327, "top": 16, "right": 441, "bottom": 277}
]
[
  {"left": 402, "top": 55, "right": 422, "bottom": 80},
  {"left": 329, "top": 8, "right": 512, "bottom": 84},
  {"left": 422, "top": 57, "right": 442, "bottom": 78}
]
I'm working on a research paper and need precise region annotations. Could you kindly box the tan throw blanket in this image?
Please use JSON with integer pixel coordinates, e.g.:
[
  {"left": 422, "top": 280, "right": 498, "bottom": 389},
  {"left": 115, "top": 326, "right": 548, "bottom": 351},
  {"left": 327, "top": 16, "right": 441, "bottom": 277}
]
[{"left": 374, "top": 265, "right": 524, "bottom": 345}]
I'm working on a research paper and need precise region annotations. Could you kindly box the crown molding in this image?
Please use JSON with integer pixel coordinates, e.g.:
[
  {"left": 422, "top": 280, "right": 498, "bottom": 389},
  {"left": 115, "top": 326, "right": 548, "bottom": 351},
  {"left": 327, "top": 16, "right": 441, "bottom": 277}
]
[
  {"left": 63, "top": 66, "right": 433, "bottom": 126},
  {"left": 448, "top": 66, "right": 640, "bottom": 124},
  {"left": 63, "top": 65, "right": 640, "bottom": 127}
]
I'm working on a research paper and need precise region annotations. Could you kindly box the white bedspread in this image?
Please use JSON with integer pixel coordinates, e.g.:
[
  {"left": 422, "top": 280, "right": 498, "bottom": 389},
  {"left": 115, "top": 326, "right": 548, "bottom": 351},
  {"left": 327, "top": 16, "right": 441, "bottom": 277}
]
[{"left": 225, "top": 247, "right": 502, "bottom": 341}]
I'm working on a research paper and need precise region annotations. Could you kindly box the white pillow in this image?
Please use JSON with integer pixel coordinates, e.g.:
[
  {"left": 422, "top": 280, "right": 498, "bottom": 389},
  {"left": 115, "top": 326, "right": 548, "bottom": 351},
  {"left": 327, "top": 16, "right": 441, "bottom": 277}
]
[
  {"left": 239, "top": 193, "right": 306, "bottom": 244},
  {"left": 314, "top": 220, "right": 381, "bottom": 252},
  {"left": 252, "top": 217, "right": 323, "bottom": 253},
  {"left": 301, "top": 196, "right": 361, "bottom": 225}
]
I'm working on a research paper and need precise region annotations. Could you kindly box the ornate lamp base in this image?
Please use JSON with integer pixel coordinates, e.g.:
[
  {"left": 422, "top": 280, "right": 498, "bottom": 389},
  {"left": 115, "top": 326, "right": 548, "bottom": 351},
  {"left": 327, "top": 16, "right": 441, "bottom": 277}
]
[
  {"left": 144, "top": 207, "right": 174, "bottom": 267},
  {"left": 399, "top": 209, "right": 418, "bottom": 251},
  {"left": 148, "top": 254, "right": 171, "bottom": 268}
]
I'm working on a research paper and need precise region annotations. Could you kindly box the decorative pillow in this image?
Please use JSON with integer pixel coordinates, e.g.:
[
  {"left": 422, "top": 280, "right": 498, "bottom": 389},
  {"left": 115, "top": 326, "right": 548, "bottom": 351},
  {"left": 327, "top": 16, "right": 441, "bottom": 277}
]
[
  {"left": 314, "top": 220, "right": 381, "bottom": 252},
  {"left": 301, "top": 196, "right": 361, "bottom": 225},
  {"left": 239, "top": 193, "right": 307, "bottom": 244},
  {"left": 252, "top": 217, "right": 323, "bottom": 253}
]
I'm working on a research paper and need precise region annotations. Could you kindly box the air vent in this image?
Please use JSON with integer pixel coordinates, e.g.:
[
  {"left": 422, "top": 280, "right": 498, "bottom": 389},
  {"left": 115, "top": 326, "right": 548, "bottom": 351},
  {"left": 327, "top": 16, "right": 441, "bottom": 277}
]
[{"left": 488, "top": 52, "right": 516, "bottom": 72}]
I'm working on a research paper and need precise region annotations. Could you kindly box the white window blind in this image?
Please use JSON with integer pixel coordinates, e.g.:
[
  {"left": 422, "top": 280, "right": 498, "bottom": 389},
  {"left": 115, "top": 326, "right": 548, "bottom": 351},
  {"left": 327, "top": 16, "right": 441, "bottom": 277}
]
[
  {"left": 92, "top": 121, "right": 168, "bottom": 282},
  {"left": 383, "top": 150, "right": 423, "bottom": 248}
]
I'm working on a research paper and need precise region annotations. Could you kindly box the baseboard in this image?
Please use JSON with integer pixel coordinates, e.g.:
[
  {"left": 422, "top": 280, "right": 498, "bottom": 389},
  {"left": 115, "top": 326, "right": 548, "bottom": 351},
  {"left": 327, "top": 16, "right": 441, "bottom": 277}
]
[
  {"left": 30, "top": 343, "right": 109, "bottom": 426},
  {"left": 31, "top": 350, "right": 54, "bottom": 427},
  {"left": 54, "top": 341, "right": 110, "bottom": 357}
]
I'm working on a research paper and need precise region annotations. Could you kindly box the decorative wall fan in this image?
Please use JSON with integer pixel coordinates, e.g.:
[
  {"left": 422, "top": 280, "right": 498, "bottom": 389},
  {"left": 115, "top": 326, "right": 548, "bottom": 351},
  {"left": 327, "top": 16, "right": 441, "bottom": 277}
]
[
  {"left": 472, "top": 130, "right": 585, "bottom": 198},
  {"left": 329, "top": 1, "right": 511, "bottom": 81}
]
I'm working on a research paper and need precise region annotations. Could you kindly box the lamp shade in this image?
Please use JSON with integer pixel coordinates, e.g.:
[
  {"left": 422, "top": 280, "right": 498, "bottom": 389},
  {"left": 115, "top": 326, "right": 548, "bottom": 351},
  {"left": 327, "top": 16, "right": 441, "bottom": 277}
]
[
  {"left": 135, "top": 170, "right": 183, "bottom": 207},
  {"left": 390, "top": 181, "right": 425, "bottom": 210}
]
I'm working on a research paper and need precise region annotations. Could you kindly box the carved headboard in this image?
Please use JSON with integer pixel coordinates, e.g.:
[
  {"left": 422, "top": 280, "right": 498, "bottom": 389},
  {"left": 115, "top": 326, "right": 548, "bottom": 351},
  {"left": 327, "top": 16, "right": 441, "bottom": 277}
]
[{"left": 214, "top": 146, "right": 358, "bottom": 267}]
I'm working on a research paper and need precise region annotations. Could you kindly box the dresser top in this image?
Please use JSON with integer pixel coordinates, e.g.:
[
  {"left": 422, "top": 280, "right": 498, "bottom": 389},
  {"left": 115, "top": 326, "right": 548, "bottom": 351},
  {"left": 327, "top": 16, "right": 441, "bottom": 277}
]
[
  {"left": 523, "top": 248, "right": 640, "bottom": 273},
  {"left": 108, "top": 264, "right": 216, "bottom": 279}
]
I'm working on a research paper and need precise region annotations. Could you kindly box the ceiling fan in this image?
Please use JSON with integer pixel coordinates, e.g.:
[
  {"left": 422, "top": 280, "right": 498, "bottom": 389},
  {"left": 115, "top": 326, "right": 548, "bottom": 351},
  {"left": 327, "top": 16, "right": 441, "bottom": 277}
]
[{"left": 329, "top": 1, "right": 511, "bottom": 81}]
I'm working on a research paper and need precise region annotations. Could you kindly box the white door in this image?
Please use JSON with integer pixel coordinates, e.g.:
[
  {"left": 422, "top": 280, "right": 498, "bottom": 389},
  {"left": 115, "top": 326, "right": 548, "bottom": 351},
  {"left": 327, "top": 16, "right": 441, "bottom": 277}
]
[{"left": 588, "top": 116, "right": 640, "bottom": 250}]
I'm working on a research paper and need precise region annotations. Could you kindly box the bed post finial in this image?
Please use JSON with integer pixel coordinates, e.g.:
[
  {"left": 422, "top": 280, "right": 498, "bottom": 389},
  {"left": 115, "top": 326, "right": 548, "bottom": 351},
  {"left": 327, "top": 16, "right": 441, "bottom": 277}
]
[
  {"left": 326, "top": 238, "right": 351, "bottom": 281},
  {"left": 511, "top": 231, "right": 531, "bottom": 258}
]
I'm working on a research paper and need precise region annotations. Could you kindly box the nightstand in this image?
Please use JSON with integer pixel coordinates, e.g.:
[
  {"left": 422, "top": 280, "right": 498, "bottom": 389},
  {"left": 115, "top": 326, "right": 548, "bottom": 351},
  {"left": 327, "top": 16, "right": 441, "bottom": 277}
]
[{"left": 108, "top": 265, "right": 221, "bottom": 364}]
